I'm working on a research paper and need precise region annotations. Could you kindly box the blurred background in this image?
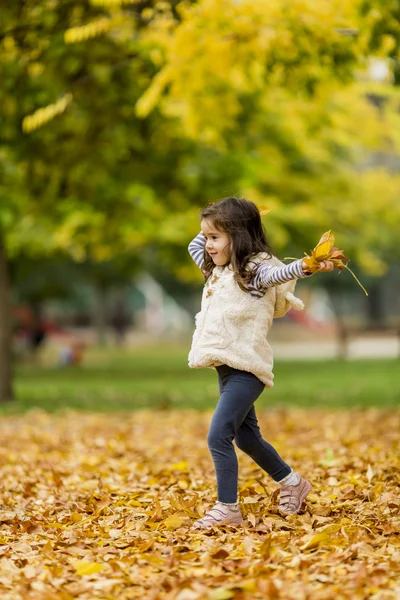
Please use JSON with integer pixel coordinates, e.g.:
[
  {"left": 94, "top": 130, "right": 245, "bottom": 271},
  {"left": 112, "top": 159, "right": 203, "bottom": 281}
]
[{"left": 1, "top": 0, "right": 399, "bottom": 411}]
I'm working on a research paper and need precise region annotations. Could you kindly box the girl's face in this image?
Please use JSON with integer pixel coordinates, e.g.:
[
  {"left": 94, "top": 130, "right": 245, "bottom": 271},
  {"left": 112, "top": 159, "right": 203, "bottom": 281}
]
[{"left": 201, "top": 219, "right": 231, "bottom": 266}]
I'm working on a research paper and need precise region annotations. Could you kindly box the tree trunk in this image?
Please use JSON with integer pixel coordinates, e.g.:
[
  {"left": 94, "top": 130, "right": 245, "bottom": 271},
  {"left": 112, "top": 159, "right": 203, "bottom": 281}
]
[
  {"left": 327, "top": 288, "right": 348, "bottom": 360},
  {"left": 93, "top": 285, "right": 108, "bottom": 346},
  {"left": 366, "top": 283, "right": 383, "bottom": 325},
  {"left": 0, "top": 232, "right": 13, "bottom": 401}
]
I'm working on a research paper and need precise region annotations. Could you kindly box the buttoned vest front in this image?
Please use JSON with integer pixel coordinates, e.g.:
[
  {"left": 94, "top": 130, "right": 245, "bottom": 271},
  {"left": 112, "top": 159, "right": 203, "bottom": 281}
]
[{"left": 188, "top": 253, "right": 304, "bottom": 388}]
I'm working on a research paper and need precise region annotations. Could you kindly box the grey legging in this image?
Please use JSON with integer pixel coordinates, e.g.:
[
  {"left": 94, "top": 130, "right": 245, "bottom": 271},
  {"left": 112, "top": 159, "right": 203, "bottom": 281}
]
[{"left": 207, "top": 364, "right": 291, "bottom": 503}]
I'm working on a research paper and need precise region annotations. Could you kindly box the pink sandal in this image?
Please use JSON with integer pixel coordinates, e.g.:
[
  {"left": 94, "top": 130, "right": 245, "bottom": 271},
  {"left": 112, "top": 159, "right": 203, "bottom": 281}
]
[
  {"left": 279, "top": 475, "right": 312, "bottom": 514},
  {"left": 192, "top": 502, "right": 243, "bottom": 529}
]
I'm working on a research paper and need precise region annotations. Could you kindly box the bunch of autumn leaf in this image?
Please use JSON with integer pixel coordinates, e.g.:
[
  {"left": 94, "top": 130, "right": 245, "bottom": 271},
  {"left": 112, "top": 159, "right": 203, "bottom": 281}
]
[{"left": 288, "top": 230, "right": 368, "bottom": 296}]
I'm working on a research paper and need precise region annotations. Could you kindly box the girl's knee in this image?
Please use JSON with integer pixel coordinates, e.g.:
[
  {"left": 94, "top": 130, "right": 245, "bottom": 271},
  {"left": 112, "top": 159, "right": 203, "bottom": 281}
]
[
  {"left": 235, "top": 428, "right": 262, "bottom": 453},
  {"left": 207, "top": 429, "right": 221, "bottom": 450},
  {"left": 207, "top": 426, "right": 232, "bottom": 451},
  {"left": 234, "top": 431, "right": 251, "bottom": 453}
]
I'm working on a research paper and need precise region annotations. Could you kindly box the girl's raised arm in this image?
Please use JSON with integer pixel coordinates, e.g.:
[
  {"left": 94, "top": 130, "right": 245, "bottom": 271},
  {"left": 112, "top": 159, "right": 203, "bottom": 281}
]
[
  {"left": 188, "top": 232, "right": 206, "bottom": 270},
  {"left": 252, "top": 259, "right": 311, "bottom": 290}
]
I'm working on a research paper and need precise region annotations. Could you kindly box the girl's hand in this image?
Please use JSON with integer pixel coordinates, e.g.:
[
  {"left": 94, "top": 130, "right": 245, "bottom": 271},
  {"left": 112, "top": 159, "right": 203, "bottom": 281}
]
[{"left": 302, "top": 259, "right": 335, "bottom": 274}]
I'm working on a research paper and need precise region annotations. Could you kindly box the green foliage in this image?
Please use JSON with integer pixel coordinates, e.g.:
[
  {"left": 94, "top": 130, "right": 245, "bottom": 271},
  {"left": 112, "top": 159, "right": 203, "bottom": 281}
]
[{"left": 1, "top": 1, "right": 232, "bottom": 263}]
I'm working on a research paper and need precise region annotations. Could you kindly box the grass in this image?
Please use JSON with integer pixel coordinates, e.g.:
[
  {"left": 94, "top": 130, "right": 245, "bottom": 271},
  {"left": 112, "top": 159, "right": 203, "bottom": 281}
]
[{"left": 5, "top": 342, "right": 400, "bottom": 414}]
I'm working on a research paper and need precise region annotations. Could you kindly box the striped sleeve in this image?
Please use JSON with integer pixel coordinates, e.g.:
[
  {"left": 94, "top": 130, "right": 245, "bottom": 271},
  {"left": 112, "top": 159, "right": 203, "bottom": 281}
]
[
  {"left": 188, "top": 232, "right": 206, "bottom": 269},
  {"left": 252, "top": 259, "right": 312, "bottom": 290}
]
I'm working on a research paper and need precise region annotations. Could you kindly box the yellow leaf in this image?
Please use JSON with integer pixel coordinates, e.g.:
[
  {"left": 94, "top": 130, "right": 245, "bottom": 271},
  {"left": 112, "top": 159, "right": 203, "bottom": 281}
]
[
  {"left": 314, "top": 241, "right": 333, "bottom": 260},
  {"left": 168, "top": 460, "right": 188, "bottom": 471},
  {"left": 22, "top": 93, "right": 73, "bottom": 132},
  {"left": 313, "top": 230, "right": 335, "bottom": 259},
  {"left": 163, "top": 513, "right": 185, "bottom": 529},
  {"left": 64, "top": 18, "right": 112, "bottom": 44},
  {"left": 70, "top": 513, "right": 83, "bottom": 522},
  {"left": 259, "top": 535, "right": 272, "bottom": 558},
  {"left": 208, "top": 589, "right": 235, "bottom": 600},
  {"left": 316, "top": 230, "right": 335, "bottom": 247},
  {"left": 258, "top": 206, "right": 271, "bottom": 216},
  {"left": 128, "top": 500, "right": 143, "bottom": 507},
  {"left": 239, "top": 580, "right": 257, "bottom": 592},
  {"left": 287, "top": 229, "right": 368, "bottom": 294},
  {"left": 302, "top": 524, "right": 341, "bottom": 550},
  {"left": 73, "top": 561, "right": 104, "bottom": 576},
  {"left": 139, "top": 553, "right": 165, "bottom": 564},
  {"left": 302, "top": 256, "right": 320, "bottom": 272}
]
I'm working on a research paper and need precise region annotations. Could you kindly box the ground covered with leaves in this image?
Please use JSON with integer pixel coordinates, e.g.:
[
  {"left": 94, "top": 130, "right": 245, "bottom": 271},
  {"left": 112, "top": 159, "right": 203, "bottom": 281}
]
[{"left": 0, "top": 408, "right": 399, "bottom": 599}]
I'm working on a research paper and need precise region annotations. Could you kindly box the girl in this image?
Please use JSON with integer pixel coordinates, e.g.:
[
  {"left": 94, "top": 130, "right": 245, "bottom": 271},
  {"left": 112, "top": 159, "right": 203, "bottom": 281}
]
[{"left": 188, "top": 197, "right": 334, "bottom": 529}]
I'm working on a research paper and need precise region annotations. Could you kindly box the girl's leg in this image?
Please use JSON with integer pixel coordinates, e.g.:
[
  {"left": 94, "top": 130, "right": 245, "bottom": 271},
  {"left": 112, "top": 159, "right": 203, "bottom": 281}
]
[
  {"left": 235, "top": 400, "right": 313, "bottom": 515},
  {"left": 207, "top": 366, "right": 265, "bottom": 504},
  {"left": 234, "top": 406, "right": 291, "bottom": 482}
]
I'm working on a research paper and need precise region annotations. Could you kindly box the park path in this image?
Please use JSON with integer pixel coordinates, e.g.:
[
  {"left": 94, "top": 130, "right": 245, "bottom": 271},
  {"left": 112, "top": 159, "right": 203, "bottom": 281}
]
[{"left": 272, "top": 335, "right": 399, "bottom": 359}]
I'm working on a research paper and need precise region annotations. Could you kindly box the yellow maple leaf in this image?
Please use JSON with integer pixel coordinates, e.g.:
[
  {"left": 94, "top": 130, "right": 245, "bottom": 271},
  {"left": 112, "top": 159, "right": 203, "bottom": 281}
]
[
  {"left": 73, "top": 561, "right": 104, "bottom": 576},
  {"left": 163, "top": 513, "right": 185, "bottom": 529}
]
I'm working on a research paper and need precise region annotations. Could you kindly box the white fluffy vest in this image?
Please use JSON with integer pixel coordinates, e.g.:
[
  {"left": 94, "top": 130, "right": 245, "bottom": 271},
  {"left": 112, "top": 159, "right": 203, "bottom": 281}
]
[{"left": 188, "top": 253, "right": 304, "bottom": 388}]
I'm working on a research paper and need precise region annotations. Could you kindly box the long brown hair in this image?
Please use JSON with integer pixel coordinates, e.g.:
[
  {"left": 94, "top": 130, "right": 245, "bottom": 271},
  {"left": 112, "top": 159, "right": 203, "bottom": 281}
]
[{"left": 200, "top": 197, "right": 273, "bottom": 293}]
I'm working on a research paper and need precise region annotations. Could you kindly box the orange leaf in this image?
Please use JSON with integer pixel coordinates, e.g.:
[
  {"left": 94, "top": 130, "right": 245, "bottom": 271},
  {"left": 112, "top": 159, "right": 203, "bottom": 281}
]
[{"left": 330, "top": 247, "right": 349, "bottom": 261}]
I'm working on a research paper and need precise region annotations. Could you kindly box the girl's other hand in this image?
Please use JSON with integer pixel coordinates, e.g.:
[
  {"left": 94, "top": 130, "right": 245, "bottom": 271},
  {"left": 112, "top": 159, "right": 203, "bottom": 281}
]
[{"left": 302, "top": 260, "right": 335, "bottom": 274}]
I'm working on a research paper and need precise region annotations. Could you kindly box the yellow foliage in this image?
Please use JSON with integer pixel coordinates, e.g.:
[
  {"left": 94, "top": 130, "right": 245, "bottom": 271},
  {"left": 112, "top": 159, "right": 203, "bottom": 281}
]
[
  {"left": 135, "top": 66, "right": 173, "bottom": 118},
  {"left": 64, "top": 17, "right": 112, "bottom": 43},
  {"left": 22, "top": 94, "right": 73, "bottom": 133},
  {"left": 90, "top": 0, "right": 140, "bottom": 5},
  {"left": 136, "top": 0, "right": 363, "bottom": 142}
]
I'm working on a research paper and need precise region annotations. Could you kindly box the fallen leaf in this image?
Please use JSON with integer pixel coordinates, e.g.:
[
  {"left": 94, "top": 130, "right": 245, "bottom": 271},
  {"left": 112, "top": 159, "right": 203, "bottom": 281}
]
[
  {"left": 72, "top": 561, "right": 104, "bottom": 576},
  {"left": 211, "top": 549, "right": 230, "bottom": 559},
  {"left": 0, "top": 409, "right": 399, "bottom": 598},
  {"left": 302, "top": 524, "right": 342, "bottom": 550},
  {"left": 163, "top": 514, "right": 185, "bottom": 529},
  {"left": 366, "top": 464, "right": 374, "bottom": 484},
  {"left": 168, "top": 460, "right": 188, "bottom": 471},
  {"left": 208, "top": 588, "right": 235, "bottom": 600}
]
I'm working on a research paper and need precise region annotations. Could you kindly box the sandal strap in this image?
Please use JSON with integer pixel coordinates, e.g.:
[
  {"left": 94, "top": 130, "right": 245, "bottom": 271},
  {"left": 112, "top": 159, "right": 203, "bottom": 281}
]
[{"left": 196, "top": 504, "right": 229, "bottom": 526}]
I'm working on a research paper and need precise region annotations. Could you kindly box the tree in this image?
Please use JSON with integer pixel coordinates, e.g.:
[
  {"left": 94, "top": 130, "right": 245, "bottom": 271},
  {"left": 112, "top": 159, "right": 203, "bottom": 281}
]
[
  {"left": 0, "top": 0, "right": 244, "bottom": 400},
  {"left": 2, "top": 0, "right": 400, "bottom": 401},
  {"left": 133, "top": 0, "right": 400, "bottom": 264}
]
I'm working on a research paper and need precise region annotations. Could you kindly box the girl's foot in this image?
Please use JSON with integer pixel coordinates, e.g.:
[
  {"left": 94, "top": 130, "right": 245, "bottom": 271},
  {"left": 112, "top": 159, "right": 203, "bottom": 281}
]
[
  {"left": 192, "top": 502, "right": 243, "bottom": 529},
  {"left": 279, "top": 475, "right": 312, "bottom": 514}
]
